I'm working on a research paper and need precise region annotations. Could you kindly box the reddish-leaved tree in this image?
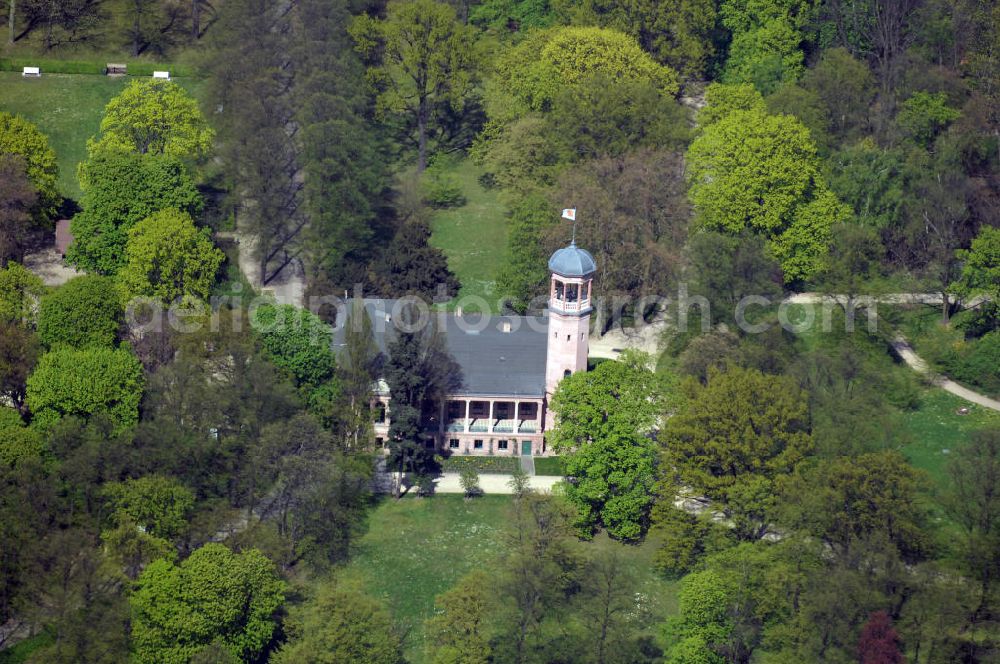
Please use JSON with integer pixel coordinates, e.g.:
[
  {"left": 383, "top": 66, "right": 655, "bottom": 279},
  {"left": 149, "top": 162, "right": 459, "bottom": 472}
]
[{"left": 857, "top": 611, "right": 905, "bottom": 664}]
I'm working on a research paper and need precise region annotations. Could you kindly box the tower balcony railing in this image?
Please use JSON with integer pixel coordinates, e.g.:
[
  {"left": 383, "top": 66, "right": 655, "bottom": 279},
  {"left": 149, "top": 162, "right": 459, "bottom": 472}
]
[{"left": 551, "top": 297, "right": 591, "bottom": 314}]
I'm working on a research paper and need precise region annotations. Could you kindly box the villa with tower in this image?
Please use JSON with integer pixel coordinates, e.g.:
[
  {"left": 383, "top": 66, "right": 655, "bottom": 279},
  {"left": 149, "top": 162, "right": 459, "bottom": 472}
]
[{"left": 335, "top": 241, "right": 597, "bottom": 458}]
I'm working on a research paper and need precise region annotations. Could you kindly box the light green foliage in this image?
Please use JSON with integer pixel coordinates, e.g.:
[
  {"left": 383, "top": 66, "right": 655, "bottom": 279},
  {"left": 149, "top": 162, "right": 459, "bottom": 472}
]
[
  {"left": 86, "top": 79, "right": 214, "bottom": 160},
  {"left": 661, "top": 366, "right": 812, "bottom": 501},
  {"left": 722, "top": 17, "right": 805, "bottom": 93},
  {"left": 549, "top": 352, "right": 662, "bottom": 540},
  {"left": 952, "top": 225, "right": 1000, "bottom": 306},
  {"left": 103, "top": 475, "right": 195, "bottom": 540},
  {"left": 719, "top": 0, "right": 818, "bottom": 93},
  {"left": 0, "top": 262, "right": 43, "bottom": 325},
  {"left": 686, "top": 107, "right": 848, "bottom": 281},
  {"left": 25, "top": 346, "right": 144, "bottom": 432},
  {"left": 69, "top": 152, "right": 203, "bottom": 275},
  {"left": 0, "top": 408, "right": 46, "bottom": 467},
  {"left": 897, "top": 91, "right": 961, "bottom": 148},
  {"left": 425, "top": 571, "right": 493, "bottom": 664},
  {"left": 459, "top": 467, "right": 482, "bottom": 497},
  {"left": 476, "top": 117, "right": 570, "bottom": 192},
  {"left": 696, "top": 83, "right": 766, "bottom": 127},
  {"left": 131, "top": 543, "right": 286, "bottom": 664},
  {"left": 118, "top": 209, "right": 224, "bottom": 305},
  {"left": 826, "top": 140, "right": 906, "bottom": 229},
  {"left": 252, "top": 303, "right": 336, "bottom": 389},
  {"left": 0, "top": 112, "right": 59, "bottom": 223},
  {"left": 274, "top": 579, "right": 401, "bottom": 664},
  {"left": 493, "top": 26, "right": 679, "bottom": 118},
  {"left": 663, "top": 542, "right": 812, "bottom": 662},
  {"left": 38, "top": 275, "right": 121, "bottom": 349}
]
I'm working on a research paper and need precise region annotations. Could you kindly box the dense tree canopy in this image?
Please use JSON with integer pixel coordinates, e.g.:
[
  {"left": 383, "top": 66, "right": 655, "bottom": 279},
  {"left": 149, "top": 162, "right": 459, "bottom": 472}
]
[
  {"left": 38, "top": 275, "right": 122, "bottom": 349},
  {"left": 25, "top": 346, "right": 144, "bottom": 432},
  {"left": 69, "top": 152, "right": 203, "bottom": 275},
  {"left": 118, "top": 208, "right": 224, "bottom": 304},
  {"left": 87, "top": 79, "right": 214, "bottom": 160},
  {"left": 686, "top": 105, "right": 849, "bottom": 281},
  {"left": 0, "top": 112, "right": 59, "bottom": 226},
  {"left": 549, "top": 352, "right": 662, "bottom": 540},
  {"left": 130, "top": 543, "right": 286, "bottom": 664}
]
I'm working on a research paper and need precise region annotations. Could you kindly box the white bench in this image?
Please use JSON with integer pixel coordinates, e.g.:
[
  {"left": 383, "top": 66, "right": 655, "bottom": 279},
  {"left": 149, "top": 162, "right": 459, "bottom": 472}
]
[
  {"left": 152, "top": 70, "right": 170, "bottom": 80},
  {"left": 22, "top": 66, "right": 40, "bottom": 78}
]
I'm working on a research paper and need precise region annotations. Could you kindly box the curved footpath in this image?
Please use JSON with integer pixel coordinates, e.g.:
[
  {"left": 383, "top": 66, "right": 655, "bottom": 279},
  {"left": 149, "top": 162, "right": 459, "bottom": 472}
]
[
  {"left": 889, "top": 335, "right": 1000, "bottom": 412},
  {"left": 591, "top": 292, "right": 999, "bottom": 413}
]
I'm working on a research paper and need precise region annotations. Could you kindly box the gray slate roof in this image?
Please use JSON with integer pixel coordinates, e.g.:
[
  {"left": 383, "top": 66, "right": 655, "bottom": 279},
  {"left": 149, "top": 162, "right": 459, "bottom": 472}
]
[
  {"left": 332, "top": 299, "right": 548, "bottom": 398},
  {"left": 548, "top": 242, "right": 597, "bottom": 278}
]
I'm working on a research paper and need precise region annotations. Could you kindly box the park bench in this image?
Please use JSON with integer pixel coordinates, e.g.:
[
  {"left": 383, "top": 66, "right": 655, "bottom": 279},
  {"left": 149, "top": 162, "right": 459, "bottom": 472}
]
[
  {"left": 21, "top": 66, "right": 40, "bottom": 78},
  {"left": 106, "top": 63, "right": 127, "bottom": 76},
  {"left": 152, "top": 70, "right": 170, "bottom": 80}
]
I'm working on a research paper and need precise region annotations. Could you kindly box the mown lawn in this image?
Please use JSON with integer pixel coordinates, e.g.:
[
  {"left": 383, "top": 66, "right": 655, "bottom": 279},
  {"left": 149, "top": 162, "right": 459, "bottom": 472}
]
[
  {"left": 0, "top": 72, "right": 205, "bottom": 200},
  {"left": 427, "top": 159, "right": 508, "bottom": 312},
  {"left": 533, "top": 455, "right": 565, "bottom": 476},
  {"left": 341, "top": 494, "right": 678, "bottom": 663},
  {"left": 901, "top": 388, "right": 1000, "bottom": 490}
]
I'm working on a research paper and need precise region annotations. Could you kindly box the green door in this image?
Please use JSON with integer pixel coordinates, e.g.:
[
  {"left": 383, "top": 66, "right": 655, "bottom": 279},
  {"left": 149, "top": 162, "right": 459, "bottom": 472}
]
[{"left": 521, "top": 440, "right": 532, "bottom": 456}]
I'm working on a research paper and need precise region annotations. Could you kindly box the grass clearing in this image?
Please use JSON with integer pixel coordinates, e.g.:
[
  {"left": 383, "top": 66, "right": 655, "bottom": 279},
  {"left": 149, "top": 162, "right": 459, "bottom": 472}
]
[
  {"left": 427, "top": 159, "right": 508, "bottom": 312},
  {"left": 0, "top": 72, "right": 205, "bottom": 200},
  {"left": 342, "top": 494, "right": 677, "bottom": 663},
  {"left": 533, "top": 456, "right": 565, "bottom": 476},
  {"left": 901, "top": 388, "right": 1000, "bottom": 490}
]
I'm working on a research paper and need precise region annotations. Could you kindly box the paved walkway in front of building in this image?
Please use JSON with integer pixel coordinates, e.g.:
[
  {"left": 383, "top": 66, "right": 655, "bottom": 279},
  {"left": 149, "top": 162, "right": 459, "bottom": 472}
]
[{"left": 434, "top": 472, "right": 562, "bottom": 494}]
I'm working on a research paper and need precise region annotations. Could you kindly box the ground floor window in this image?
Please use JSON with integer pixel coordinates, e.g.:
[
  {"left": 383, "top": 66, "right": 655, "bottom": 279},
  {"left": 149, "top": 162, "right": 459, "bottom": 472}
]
[
  {"left": 498, "top": 440, "right": 509, "bottom": 450},
  {"left": 474, "top": 440, "right": 484, "bottom": 450},
  {"left": 449, "top": 439, "right": 459, "bottom": 449}
]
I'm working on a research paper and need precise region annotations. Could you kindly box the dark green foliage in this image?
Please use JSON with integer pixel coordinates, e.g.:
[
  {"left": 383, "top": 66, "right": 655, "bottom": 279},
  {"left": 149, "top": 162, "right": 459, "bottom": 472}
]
[
  {"left": 496, "top": 194, "right": 554, "bottom": 313},
  {"left": 37, "top": 275, "right": 121, "bottom": 349},
  {"left": 826, "top": 141, "right": 906, "bottom": 230},
  {"left": 0, "top": 320, "right": 39, "bottom": 413},
  {"left": 252, "top": 303, "right": 336, "bottom": 389},
  {"left": 295, "top": 0, "right": 391, "bottom": 290},
  {"left": 383, "top": 304, "right": 460, "bottom": 487},
  {"left": 68, "top": 152, "right": 203, "bottom": 275},
  {"left": 369, "top": 219, "right": 460, "bottom": 299}
]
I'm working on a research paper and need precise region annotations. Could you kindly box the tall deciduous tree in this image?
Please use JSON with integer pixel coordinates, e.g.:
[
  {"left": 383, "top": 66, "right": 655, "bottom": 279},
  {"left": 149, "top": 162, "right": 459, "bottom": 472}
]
[
  {"left": 26, "top": 346, "right": 144, "bottom": 432},
  {"left": 0, "top": 112, "right": 59, "bottom": 226},
  {"left": 87, "top": 79, "right": 214, "bottom": 160},
  {"left": 38, "top": 275, "right": 122, "bottom": 348},
  {"left": 118, "top": 208, "right": 224, "bottom": 305},
  {"left": 351, "top": 0, "right": 478, "bottom": 172},
  {"left": 549, "top": 352, "right": 661, "bottom": 540},
  {"left": 0, "top": 321, "right": 39, "bottom": 413},
  {"left": 0, "top": 261, "right": 42, "bottom": 326},
  {"left": 130, "top": 543, "right": 286, "bottom": 664},
  {"left": 951, "top": 225, "right": 1000, "bottom": 317},
  {"left": 69, "top": 152, "right": 202, "bottom": 275},
  {"left": 273, "top": 579, "right": 401, "bottom": 664},
  {"left": 686, "top": 106, "right": 849, "bottom": 281},
  {"left": 661, "top": 366, "right": 812, "bottom": 537},
  {"left": 203, "top": 0, "right": 302, "bottom": 285},
  {"left": 339, "top": 297, "right": 380, "bottom": 449},
  {"left": 0, "top": 155, "right": 37, "bottom": 267},
  {"left": 857, "top": 611, "right": 905, "bottom": 664},
  {"left": 425, "top": 570, "right": 494, "bottom": 664}
]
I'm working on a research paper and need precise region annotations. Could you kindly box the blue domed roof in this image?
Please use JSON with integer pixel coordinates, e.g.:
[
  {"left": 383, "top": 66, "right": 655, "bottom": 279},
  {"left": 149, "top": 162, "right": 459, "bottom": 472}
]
[{"left": 548, "top": 243, "right": 597, "bottom": 278}]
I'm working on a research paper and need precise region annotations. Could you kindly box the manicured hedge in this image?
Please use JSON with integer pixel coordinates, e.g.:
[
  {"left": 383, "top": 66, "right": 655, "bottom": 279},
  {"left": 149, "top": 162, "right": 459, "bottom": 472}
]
[
  {"left": 0, "top": 57, "right": 198, "bottom": 78},
  {"left": 440, "top": 455, "right": 519, "bottom": 474}
]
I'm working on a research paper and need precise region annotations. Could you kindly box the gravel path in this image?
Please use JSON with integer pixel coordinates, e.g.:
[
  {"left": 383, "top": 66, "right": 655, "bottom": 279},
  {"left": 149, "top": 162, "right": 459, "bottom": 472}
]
[{"left": 890, "top": 335, "right": 1000, "bottom": 412}]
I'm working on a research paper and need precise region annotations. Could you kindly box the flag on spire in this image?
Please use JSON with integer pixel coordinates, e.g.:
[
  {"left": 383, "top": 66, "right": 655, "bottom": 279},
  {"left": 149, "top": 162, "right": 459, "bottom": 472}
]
[{"left": 561, "top": 208, "right": 576, "bottom": 221}]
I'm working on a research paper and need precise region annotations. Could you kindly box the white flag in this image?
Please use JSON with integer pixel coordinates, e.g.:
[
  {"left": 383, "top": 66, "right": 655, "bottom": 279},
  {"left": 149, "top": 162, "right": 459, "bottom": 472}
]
[{"left": 561, "top": 208, "right": 576, "bottom": 221}]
